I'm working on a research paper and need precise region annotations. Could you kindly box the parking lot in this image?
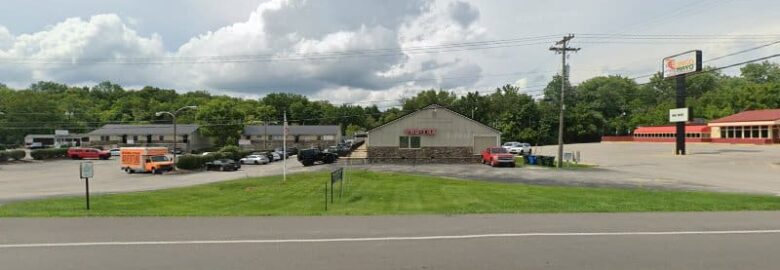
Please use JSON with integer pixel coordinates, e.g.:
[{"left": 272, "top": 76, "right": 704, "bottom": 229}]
[
  {"left": 357, "top": 142, "right": 780, "bottom": 195},
  {"left": 2, "top": 142, "right": 780, "bottom": 203},
  {"left": 0, "top": 157, "right": 329, "bottom": 203}
]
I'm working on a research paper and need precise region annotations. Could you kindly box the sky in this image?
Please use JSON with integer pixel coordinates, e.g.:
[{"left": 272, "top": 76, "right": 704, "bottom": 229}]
[{"left": 1, "top": 0, "right": 779, "bottom": 106}]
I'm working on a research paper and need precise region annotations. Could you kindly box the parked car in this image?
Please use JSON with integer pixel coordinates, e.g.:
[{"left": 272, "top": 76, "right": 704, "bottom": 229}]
[
  {"left": 502, "top": 142, "right": 532, "bottom": 155},
  {"left": 204, "top": 159, "right": 241, "bottom": 171},
  {"left": 200, "top": 152, "right": 214, "bottom": 156},
  {"left": 481, "top": 147, "right": 516, "bottom": 167},
  {"left": 321, "top": 145, "right": 346, "bottom": 157},
  {"left": 26, "top": 142, "right": 45, "bottom": 149},
  {"left": 252, "top": 151, "right": 275, "bottom": 162},
  {"left": 67, "top": 147, "right": 111, "bottom": 160},
  {"left": 273, "top": 148, "right": 290, "bottom": 159},
  {"left": 297, "top": 148, "right": 338, "bottom": 166},
  {"left": 287, "top": 147, "right": 299, "bottom": 156},
  {"left": 109, "top": 148, "right": 121, "bottom": 156},
  {"left": 169, "top": 147, "right": 184, "bottom": 155},
  {"left": 239, "top": 155, "right": 269, "bottom": 165},
  {"left": 271, "top": 152, "right": 282, "bottom": 161}
]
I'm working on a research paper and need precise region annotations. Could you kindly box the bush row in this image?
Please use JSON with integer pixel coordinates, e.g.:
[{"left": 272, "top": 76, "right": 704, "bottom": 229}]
[
  {"left": 30, "top": 148, "right": 68, "bottom": 160},
  {"left": 175, "top": 150, "right": 255, "bottom": 170},
  {"left": 0, "top": 150, "right": 27, "bottom": 162}
]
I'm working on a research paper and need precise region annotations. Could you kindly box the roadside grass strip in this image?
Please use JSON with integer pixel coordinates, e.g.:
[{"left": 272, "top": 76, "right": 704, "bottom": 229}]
[{"left": 2, "top": 170, "right": 780, "bottom": 217}]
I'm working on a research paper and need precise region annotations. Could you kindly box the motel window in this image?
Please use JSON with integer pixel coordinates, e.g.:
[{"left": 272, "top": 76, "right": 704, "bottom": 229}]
[
  {"left": 752, "top": 126, "right": 760, "bottom": 138},
  {"left": 147, "top": 135, "right": 152, "bottom": 143},
  {"left": 101, "top": 136, "right": 109, "bottom": 142},
  {"left": 721, "top": 129, "right": 726, "bottom": 138},
  {"left": 399, "top": 136, "right": 421, "bottom": 149},
  {"left": 734, "top": 127, "right": 742, "bottom": 138},
  {"left": 761, "top": 126, "right": 769, "bottom": 138},
  {"left": 133, "top": 136, "right": 139, "bottom": 142},
  {"left": 272, "top": 135, "right": 284, "bottom": 141},
  {"left": 159, "top": 135, "right": 164, "bottom": 141},
  {"left": 182, "top": 135, "right": 189, "bottom": 143},
  {"left": 322, "top": 135, "right": 335, "bottom": 141}
]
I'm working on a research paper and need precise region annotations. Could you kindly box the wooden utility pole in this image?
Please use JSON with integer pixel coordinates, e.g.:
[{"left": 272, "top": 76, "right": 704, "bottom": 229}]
[{"left": 549, "top": 34, "right": 580, "bottom": 168}]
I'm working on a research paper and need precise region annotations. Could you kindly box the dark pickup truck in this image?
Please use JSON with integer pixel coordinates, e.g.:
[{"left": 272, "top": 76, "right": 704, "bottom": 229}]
[{"left": 297, "top": 148, "right": 338, "bottom": 166}]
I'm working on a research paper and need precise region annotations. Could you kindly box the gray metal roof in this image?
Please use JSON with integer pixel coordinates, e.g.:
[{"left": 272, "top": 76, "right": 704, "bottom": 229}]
[
  {"left": 88, "top": 124, "right": 200, "bottom": 136},
  {"left": 367, "top": 104, "right": 500, "bottom": 134},
  {"left": 244, "top": 125, "right": 341, "bottom": 136}
]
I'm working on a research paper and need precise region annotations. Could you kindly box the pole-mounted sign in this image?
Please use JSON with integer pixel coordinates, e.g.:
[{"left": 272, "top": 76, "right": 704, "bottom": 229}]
[
  {"left": 669, "top": 108, "right": 691, "bottom": 123},
  {"left": 80, "top": 162, "right": 93, "bottom": 210},
  {"left": 662, "top": 50, "right": 702, "bottom": 78},
  {"left": 662, "top": 50, "right": 702, "bottom": 155}
]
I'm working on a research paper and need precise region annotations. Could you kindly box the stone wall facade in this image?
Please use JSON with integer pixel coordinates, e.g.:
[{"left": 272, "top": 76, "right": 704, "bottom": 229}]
[{"left": 367, "top": 146, "right": 480, "bottom": 163}]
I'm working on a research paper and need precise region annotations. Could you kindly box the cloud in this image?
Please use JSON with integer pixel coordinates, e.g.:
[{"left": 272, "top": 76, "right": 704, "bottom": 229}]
[
  {"left": 447, "top": 1, "right": 480, "bottom": 27},
  {"left": 0, "top": 0, "right": 485, "bottom": 103},
  {"left": 0, "top": 14, "right": 165, "bottom": 86}
]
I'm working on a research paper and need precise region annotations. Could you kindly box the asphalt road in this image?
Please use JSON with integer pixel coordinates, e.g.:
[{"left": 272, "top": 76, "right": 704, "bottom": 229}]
[{"left": 3, "top": 212, "right": 780, "bottom": 270}]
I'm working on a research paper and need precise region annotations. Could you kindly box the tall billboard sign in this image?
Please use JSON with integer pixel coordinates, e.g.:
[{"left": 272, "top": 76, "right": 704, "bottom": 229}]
[
  {"left": 662, "top": 50, "right": 702, "bottom": 156},
  {"left": 662, "top": 50, "right": 702, "bottom": 78}
]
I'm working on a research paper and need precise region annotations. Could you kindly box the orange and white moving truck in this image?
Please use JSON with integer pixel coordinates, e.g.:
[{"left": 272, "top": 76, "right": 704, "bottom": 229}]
[{"left": 120, "top": 147, "right": 174, "bottom": 174}]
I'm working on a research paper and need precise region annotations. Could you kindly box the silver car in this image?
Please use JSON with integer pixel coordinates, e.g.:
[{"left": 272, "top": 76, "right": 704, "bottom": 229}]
[{"left": 239, "top": 155, "right": 270, "bottom": 165}]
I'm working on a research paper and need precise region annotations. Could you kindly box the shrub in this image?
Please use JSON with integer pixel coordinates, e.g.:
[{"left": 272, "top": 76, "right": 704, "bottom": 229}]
[
  {"left": 218, "top": 145, "right": 242, "bottom": 160},
  {"left": 8, "top": 150, "right": 26, "bottom": 161},
  {"left": 30, "top": 148, "right": 68, "bottom": 160},
  {"left": 176, "top": 154, "right": 205, "bottom": 170}
]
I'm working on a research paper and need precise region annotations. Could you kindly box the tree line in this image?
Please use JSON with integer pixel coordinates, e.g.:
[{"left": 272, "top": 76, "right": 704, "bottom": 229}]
[{"left": 1, "top": 61, "right": 779, "bottom": 147}]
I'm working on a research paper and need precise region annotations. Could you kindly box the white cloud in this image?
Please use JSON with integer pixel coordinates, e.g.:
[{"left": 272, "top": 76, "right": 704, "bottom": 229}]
[
  {"left": 2, "top": 0, "right": 780, "bottom": 103},
  {"left": 0, "top": 14, "right": 165, "bottom": 87}
]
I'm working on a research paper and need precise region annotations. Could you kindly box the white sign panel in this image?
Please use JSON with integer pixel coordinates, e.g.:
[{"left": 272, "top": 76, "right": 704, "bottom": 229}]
[
  {"left": 662, "top": 50, "right": 702, "bottom": 78},
  {"left": 239, "top": 139, "right": 252, "bottom": 146},
  {"left": 669, "top": 108, "right": 690, "bottom": 123},
  {"left": 80, "top": 162, "right": 94, "bottom": 179},
  {"left": 55, "top": 130, "right": 69, "bottom": 136}
]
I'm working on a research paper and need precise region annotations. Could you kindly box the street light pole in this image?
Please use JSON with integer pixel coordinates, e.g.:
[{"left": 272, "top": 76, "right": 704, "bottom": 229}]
[
  {"left": 156, "top": 106, "right": 197, "bottom": 170},
  {"left": 471, "top": 107, "right": 478, "bottom": 119}
]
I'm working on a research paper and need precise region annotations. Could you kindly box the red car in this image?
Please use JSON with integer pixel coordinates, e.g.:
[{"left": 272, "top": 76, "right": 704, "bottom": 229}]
[
  {"left": 481, "top": 147, "right": 515, "bottom": 167},
  {"left": 67, "top": 147, "right": 111, "bottom": 160}
]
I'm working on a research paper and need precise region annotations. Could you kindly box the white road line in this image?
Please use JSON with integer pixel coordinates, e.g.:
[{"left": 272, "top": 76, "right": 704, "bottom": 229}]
[{"left": 2, "top": 229, "right": 780, "bottom": 249}]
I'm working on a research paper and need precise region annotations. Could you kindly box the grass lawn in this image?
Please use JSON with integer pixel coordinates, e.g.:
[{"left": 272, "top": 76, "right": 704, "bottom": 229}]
[{"left": 2, "top": 170, "right": 780, "bottom": 217}]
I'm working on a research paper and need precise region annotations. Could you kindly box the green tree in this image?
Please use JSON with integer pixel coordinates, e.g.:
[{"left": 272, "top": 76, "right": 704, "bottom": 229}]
[{"left": 195, "top": 99, "right": 246, "bottom": 146}]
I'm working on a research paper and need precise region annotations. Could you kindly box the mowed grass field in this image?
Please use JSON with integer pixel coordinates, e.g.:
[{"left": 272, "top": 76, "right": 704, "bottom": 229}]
[{"left": 2, "top": 170, "right": 780, "bottom": 217}]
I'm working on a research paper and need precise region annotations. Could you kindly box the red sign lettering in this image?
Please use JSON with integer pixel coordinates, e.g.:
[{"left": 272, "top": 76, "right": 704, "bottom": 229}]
[{"left": 404, "top": 128, "right": 436, "bottom": 136}]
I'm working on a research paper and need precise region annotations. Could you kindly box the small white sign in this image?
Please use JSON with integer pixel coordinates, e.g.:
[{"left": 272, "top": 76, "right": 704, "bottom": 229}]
[
  {"left": 669, "top": 108, "right": 690, "bottom": 123},
  {"left": 80, "top": 162, "right": 94, "bottom": 179},
  {"left": 55, "top": 130, "right": 69, "bottom": 136},
  {"left": 239, "top": 139, "right": 252, "bottom": 146}
]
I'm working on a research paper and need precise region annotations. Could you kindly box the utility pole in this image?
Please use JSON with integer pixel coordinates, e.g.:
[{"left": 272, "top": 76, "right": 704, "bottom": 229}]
[{"left": 549, "top": 34, "right": 580, "bottom": 168}]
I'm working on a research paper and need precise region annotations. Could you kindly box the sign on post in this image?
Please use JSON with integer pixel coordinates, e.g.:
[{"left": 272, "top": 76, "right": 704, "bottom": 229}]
[
  {"left": 80, "top": 162, "right": 93, "bottom": 179},
  {"left": 669, "top": 108, "right": 690, "bottom": 123},
  {"left": 663, "top": 50, "right": 702, "bottom": 156},
  {"left": 79, "top": 162, "right": 93, "bottom": 210},
  {"left": 662, "top": 50, "right": 702, "bottom": 78}
]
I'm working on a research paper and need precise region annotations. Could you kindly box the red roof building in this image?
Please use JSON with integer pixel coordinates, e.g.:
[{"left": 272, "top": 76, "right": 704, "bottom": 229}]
[
  {"left": 707, "top": 109, "right": 780, "bottom": 144},
  {"left": 710, "top": 109, "right": 780, "bottom": 123},
  {"left": 604, "top": 109, "right": 780, "bottom": 144}
]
